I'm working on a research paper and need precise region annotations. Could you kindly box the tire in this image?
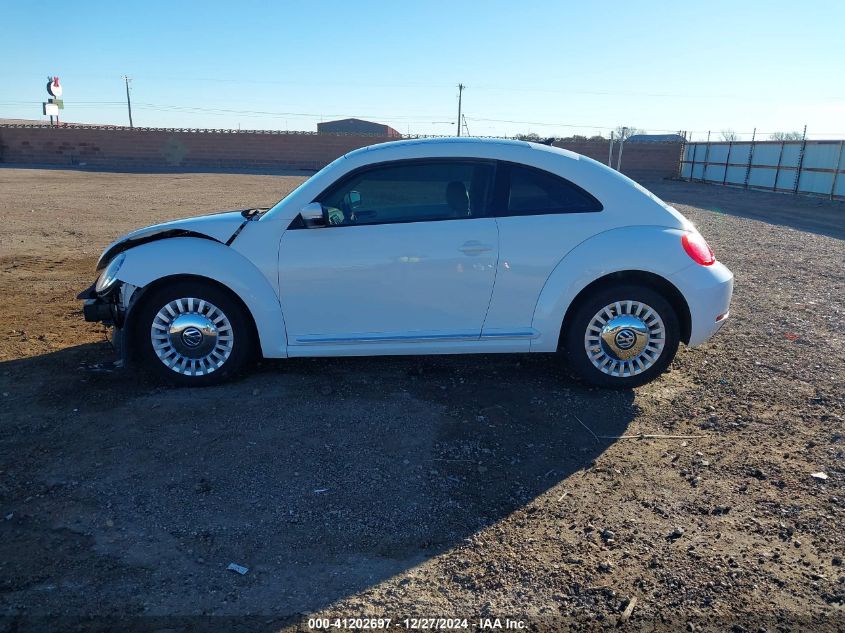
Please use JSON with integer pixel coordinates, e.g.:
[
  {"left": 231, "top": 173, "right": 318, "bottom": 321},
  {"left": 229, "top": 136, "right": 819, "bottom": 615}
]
[
  {"left": 563, "top": 284, "right": 680, "bottom": 389},
  {"left": 134, "top": 280, "right": 255, "bottom": 386}
]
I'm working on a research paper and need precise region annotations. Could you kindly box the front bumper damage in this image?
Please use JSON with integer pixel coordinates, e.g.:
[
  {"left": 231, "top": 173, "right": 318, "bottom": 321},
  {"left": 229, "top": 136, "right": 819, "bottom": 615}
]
[
  {"left": 77, "top": 281, "right": 138, "bottom": 363},
  {"left": 78, "top": 284, "right": 116, "bottom": 324}
]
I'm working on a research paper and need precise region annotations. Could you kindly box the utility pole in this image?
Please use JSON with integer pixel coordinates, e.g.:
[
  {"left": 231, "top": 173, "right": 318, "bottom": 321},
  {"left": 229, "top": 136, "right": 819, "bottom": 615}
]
[
  {"left": 456, "top": 83, "right": 464, "bottom": 137},
  {"left": 123, "top": 75, "right": 134, "bottom": 128},
  {"left": 616, "top": 126, "right": 627, "bottom": 171}
]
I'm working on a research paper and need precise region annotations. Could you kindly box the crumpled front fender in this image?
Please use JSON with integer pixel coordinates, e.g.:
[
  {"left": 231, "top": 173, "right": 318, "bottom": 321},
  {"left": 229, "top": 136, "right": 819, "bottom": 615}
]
[
  {"left": 96, "top": 210, "right": 249, "bottom": 269},
  {"left": 114, "top": 237, "right": 287, "bottom": 358}
]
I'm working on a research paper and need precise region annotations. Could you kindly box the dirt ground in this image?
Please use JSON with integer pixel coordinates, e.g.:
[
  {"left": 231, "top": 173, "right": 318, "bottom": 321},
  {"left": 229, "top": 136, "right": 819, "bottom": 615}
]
[{"left": 0, "top": 167, "right": 843, "bottom": 632}]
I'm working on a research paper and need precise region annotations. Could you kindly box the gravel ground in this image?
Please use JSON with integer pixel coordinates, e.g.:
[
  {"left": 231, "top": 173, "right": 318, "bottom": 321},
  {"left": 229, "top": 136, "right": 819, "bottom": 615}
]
[{"left": 0, "top": 168, "right": 843, "bottom": 632}]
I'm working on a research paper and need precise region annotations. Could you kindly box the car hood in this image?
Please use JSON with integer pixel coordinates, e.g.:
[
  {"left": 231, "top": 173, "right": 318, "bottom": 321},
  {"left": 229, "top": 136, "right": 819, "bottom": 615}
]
[{"left": 96, "top": 210, "right": 248, "bottom": 269}]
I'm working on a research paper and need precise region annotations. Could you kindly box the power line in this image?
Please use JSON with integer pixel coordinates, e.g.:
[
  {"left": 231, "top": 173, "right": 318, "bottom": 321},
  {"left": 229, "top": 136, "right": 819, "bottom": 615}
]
[
  {"left": 3, "top": 99, "right": 844, "bottom": 137},
  {"left": 466, "top": 84, "right": 845, "bottom": 101},
  {"left": 132, "top": 102, "right": 454, "bottom": 121},
  {"left": 9, "top": 68, "right": 843, "bottom": 101},
  {"left": 463, "top": 116, "right": 845, "bottom": 137}
]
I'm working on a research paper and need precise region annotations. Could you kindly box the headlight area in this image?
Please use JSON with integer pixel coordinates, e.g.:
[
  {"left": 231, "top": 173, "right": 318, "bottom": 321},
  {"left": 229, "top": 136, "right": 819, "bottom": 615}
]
[
  {"left": 77, "top": 254, "right": 135, "bottom": 327},
  {"left": 95, "top": 252, "right": 125, "bottom": 294}
]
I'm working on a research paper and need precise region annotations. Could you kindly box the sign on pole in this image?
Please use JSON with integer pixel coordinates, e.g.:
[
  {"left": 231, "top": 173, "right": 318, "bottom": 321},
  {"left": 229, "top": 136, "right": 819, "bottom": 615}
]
[
  {"left": 47, "top": 76, "right": 62, "bottom": 98},
  {"left": 43, "top": 76, "right": 64, "bottom": 124}
]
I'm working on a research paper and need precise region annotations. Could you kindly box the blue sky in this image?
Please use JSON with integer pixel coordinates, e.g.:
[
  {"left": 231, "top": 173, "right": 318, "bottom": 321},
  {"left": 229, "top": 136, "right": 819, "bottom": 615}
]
[{"left": 1, "top": 0, "right": 843, "bottom": 140}]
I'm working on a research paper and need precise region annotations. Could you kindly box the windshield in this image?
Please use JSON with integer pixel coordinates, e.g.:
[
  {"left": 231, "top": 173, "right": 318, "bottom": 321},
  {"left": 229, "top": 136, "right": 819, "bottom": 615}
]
[{"left": 265, "top": 154, "right": 347, "bottom": 216}]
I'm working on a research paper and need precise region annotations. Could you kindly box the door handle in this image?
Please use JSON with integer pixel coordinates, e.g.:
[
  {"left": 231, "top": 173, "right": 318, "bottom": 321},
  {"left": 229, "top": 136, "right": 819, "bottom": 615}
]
[{"left": 459, "top": 240, "right": 493, "bottom": 256}]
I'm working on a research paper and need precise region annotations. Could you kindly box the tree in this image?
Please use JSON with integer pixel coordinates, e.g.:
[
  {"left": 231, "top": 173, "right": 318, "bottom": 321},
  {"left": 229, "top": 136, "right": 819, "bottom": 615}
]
[
  {"left": 720, "top": 129, "right": 738, "bottom": 141},
  {"left": 613, "top": 126, "right": 642, "bottom": 141},
  {"left": 514, "top": 132, "right": 540, "bottom": 141},
  {"left": 769, "top": 131, "right": 803, "bottom": 141}
]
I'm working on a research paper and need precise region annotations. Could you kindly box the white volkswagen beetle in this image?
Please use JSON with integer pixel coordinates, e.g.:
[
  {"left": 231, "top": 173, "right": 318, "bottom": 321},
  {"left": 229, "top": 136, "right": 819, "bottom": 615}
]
[{"left": 79, "top": 138, "right": 733, "bottom": 388}]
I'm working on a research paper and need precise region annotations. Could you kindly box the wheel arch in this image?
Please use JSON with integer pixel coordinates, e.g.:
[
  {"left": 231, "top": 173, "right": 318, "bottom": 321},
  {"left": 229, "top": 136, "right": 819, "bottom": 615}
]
[
  {"left": 529, "top": 226, "right": 695, "bottom": 352},
  {"left": 558, "top": 270, "right": 692, "bottom": 349},
  {"left": 123, "top": 273, "right": 262, "bottom": 361},
  {"left": 112, "top": 236, "right": 287, "bottom": 359}
]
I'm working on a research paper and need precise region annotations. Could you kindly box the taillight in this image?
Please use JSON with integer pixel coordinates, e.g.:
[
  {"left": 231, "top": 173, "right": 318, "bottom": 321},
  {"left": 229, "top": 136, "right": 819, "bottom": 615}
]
[{"left": 682, "top": 232, "right": 715, "bottom": 266}]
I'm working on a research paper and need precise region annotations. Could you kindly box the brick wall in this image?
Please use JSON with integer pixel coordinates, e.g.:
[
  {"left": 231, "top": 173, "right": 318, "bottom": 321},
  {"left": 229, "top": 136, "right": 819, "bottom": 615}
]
[
  {"left": 0, "top": 125, "right": 394, "bottom": 171},
  {"left": 0, "top": 125, "right": 683, "bottom": 180},
  {"left": 553, "top": 140, "right": 682, "bottom": 181}
]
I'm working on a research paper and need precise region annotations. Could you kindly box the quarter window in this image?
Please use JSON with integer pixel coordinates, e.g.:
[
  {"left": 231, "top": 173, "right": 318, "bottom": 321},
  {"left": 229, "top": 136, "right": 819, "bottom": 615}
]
[
  {"left": 318, "top": 161, "right": 494, "bottom": 226},
  {"left": 504, "top": 164, "right": 602, "bottom": 215}
]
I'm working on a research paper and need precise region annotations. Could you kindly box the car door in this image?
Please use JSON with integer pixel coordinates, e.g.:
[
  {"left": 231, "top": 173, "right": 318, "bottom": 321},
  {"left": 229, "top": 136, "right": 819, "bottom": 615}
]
[
  {"left": 482, "top": 161, "right": 608, "bottom": 347},
  {"left": 277, "top": 159, "right": 499, "bottom": 352}
]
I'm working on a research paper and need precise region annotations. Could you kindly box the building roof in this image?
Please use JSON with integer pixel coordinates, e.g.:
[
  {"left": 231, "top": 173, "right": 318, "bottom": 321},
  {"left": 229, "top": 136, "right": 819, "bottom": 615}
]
[{"left": 317, "top": 117, "right": 401, "bottom": 136}]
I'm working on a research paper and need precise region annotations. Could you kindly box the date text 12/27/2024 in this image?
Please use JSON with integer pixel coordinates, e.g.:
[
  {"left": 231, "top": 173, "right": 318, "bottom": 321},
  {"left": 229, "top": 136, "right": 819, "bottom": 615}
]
[{"left": 307, "top": 617, "right": 527, "bottom": 630}]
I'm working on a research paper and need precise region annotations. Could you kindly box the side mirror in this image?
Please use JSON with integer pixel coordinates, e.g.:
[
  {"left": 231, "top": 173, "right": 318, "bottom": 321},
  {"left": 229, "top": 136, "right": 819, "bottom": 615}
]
[{"left": 300, "top": 202, "right": 326, "bottom": 228}]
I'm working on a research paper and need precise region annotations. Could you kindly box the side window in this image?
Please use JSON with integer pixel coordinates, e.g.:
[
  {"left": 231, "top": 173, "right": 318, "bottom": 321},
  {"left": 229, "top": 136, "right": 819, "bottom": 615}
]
[
  {"left": 318, "top": 161, "right": 494, "bottom": 226},
  {"left": 504, "top": 164, "right": 602, "bottom": 216}
]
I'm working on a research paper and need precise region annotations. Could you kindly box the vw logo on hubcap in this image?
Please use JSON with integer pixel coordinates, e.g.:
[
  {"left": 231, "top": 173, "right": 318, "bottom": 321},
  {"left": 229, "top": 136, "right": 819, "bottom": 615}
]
[
  {"left": 614, "top": 328, "right": 637, "bottom": 351},
  {"left": 181, "top": 327, "right": 204, "bottom": 348},
  {"left": 585, "top": 302, "right": 666, "bottom": 377}
]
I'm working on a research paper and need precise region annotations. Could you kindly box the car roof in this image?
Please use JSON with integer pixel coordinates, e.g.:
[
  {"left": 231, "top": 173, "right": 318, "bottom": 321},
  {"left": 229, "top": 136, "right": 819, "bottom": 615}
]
[
  {"left": 344, "top": 137, "right": 584, "bottom": 164},
  {"left": 345, "top": 136, "right": 527, "bottom": 157}
]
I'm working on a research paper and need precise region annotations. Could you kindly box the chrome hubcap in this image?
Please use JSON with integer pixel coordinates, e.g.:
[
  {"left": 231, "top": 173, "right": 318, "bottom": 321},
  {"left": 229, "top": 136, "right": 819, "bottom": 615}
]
[
  {"left": 151, "top": 298, "right": 234, "bottom": 376},
  {"left": 584, "top": 300, "right": 665, "bottom": 378}
]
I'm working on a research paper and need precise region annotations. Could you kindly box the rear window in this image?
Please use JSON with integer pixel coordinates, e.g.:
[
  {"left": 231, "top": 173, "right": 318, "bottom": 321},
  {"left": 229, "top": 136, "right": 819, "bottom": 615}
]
[{"left": 505, "top": 164, "right": 602, "bottom": 215}]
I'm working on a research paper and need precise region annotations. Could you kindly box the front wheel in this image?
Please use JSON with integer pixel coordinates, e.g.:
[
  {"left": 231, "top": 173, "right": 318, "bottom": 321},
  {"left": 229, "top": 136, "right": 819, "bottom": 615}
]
[
  {"left": 134, "top": 280, "right": 254, "bottom": 386},
  {"left": 563, "top": 284, "right": 680, "bottom": 389}
]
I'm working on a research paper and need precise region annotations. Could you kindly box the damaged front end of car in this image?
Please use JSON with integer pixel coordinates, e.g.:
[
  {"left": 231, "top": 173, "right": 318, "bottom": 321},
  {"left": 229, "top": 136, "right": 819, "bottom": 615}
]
[
  {"left": 77, "top": 207, "right": 267, "bottom": 364},
  {"left": 78, "top": 252, "right": 140, "bottom": 358}
]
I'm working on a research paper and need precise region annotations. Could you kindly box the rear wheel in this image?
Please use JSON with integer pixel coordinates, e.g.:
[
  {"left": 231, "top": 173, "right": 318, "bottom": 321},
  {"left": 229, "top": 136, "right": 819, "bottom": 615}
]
[
  {"left": 563, "top": 284, "right": 680, "bottom": 388},
  {"left": 135, "top": 280, "right": 254, "bottom": 386}
]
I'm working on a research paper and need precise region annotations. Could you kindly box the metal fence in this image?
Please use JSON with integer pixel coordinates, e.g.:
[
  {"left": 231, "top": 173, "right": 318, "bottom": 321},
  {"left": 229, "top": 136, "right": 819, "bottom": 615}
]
[{"left": 679, "top": 139, "right": 845, "bottom": 199}]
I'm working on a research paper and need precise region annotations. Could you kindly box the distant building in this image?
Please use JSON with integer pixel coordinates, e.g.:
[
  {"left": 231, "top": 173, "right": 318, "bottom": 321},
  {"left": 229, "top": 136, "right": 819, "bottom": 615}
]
[
  {"left": 317, "top": 118, "right": 401, "bottom": 137},
  {"left": 626, "top": 134, "right": 686, "bottom": 143}
]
